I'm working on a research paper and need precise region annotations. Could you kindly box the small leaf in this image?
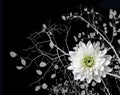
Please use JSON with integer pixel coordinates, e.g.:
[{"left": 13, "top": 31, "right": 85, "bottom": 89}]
[
  {"left": 101, "top": 43, "right": 105, "bottom": 49},
  {"left": 54, "top": 65, "right": 58, "bottom": 69},
  {"left": 118, "top": 14, "right": 120, "bottom": 18},
  {"left": 95, "top": 21, "right": 98, "bottom": 24},
  {"left": 16, "top": 66, "right": 23, "bottom": 70},
  {"left": 91, "top": 9, "right": 94, "bottom": 13},
  {"left": 109, "top": 22, "right": 113, "bottom": 27},
  {"left": 9, "top": 51, "right": 17, "bottom": 58},
  {"left": 95, "top": 12, "right": 99, "bottom": 15},
  {"left": 87, "top": 24, "right": 90, "bottom": 28},
  {"left": 21, "top": 58, "right": 26, "bottom": 66},
  {"left": 51, "top": 74, "right": 56, "bottom": 79},
  {"left": 43, "top": 24, "right": 47, "bottom": 29},
  {"left": 49, "top": 41, "right": 54, "bottom": 49},
  {"left": 113, "top": 10, "right": 117, "bottom": 16},
  {"left": 39, "top": 62, "right": 47, "bottom": 67},
  {"left": 82, "top": 32, "right": 85, "bottom": 35},
  {"left": 113, "top": 32, "right": 117, "bottom": 36},
  {"left": 78, "top": 33, "right": 81, "bottom": 38},
  {"left": 90, "top": 33, "right": 95, "bottom": 38},
  {"left": 74, "top": 36, "right": 77, "bottom": 42},
  {"left": 35, "top": 86, "right": 41, "bottom": 91},
  {"left": 80, "top": 84, "right": 85, "bottom": 89},
  {"left": 117, "top": 29, "right": 120, "bottom": 33},
  {"left": 84, "top": 8, "right": 87, "bottom": 12},
  {"left": 115, "top": 21, "right": 119, "bottom": 24},
  {"left": 91, "top": 81, "right": 96, "bottom": 86},
  {"left": 42, "top": 83, "right": 48, "bottom": 89},
  {"left": 103, "top": 23, "right": 107, "bottom": 27},
  {"left": 114, "top": 65, "right": 119, "bottom": 69},
  {"left": 69, "top": 12, "right": 72, "bottom": 17},
  {"left": 62, "top": 15, "right": 66, "bottom": 20},
  {"left": 117, "top": 39, "right": 120, "bottom": 44},
  {"left": 81, "top": 90, "right": 85, "bottom": 95},
  {"left": 118, "top": 70, "right": 120, "bottom": 75},
  {"left": 36, "top": 70, "right": 42, "bottom": 75}
]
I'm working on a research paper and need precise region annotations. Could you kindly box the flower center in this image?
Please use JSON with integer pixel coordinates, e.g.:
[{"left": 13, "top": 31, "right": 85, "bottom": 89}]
[{"left": 82, "top": 55, "right": 95, "bottom": 67}]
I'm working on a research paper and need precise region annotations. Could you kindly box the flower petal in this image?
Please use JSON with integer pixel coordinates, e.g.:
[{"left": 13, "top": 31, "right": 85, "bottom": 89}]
[
  {"left": 87, "top": 41, "right": 92, "bottom": 48},
  {"left": 73, "top": 46, "right": 78, "bottom": 50},
  {"left": 93, "top": 68, "right": 98, "bottom": 75},
  {"left": 67, "top": 65, "right": 75, "bottom": 70},
  {"left": 94, "top": 41, "right": 100, "bottom": 49},
  {"left": 79, "top": 41, "right": 86, "bottom": 50},
  {"left": 99, "top": 65, "right": 104, "bottom": 71},
  {"left": 104, "top": 66, "right": 112, "bottom": 72},
  {"left": 74, "top": 73, "right": 81, "bottom": 80},
  {"left": 94, "top": 75, "right": 101, "bottom": 83},
  {"left": 69, "top": 51, "right": 76, "bottom": 56},
  {"left": 96, "top": 58, "right": 105, "bottom": 66},
  {"left": 80, "top": 74, "right": 86, "bottom": 81},
  {"left": 87, "top": 42, "right": 94, "bottom": 54},
  {"left": 99, "top": 49, "right": 107, "bottom": 57},
  {"left": 104, "top": 60, "right": 110, "bottom": 66},
  {"left": 101, "top": 71, "right": 106, "bottom": 78},
  {"left": 103, "top": 55, "right": 112, "bottom": 60},
  {"left": 86, "top": 75, "right": 92, "bottom": 83}
]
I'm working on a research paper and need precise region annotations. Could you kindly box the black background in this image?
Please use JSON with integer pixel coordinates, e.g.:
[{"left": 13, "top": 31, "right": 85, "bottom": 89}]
[{"left": 3, "top": 0, "right": 120, "bottom": 95}]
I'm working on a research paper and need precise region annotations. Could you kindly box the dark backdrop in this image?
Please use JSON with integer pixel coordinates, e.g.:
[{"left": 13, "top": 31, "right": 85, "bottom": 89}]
[{"left": 3, "top": 0, "right": 120, "bottom": 95}]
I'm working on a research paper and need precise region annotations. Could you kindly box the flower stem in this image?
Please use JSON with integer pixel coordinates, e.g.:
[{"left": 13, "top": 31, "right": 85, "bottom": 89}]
[{"left": 107, "top": 73, "right": 120, "bottom": 79}]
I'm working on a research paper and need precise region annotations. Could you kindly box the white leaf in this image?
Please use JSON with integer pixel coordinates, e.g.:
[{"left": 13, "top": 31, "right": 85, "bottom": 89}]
[
  {"left": 51, "top": 74, "right": 56, "bottom": 79},
  {"left": 87, "top": 24, "right": 90, "bottom": 28},
  {"left": 21, "top": 58, "right": 26, "bottom": 66},
  {"left": 118, "top": 14, "right": 120, "bottom": 18},
  {"left": 78, "top": 33, "right": 81, "bottom": 38},
  {"left": 49, "top": 41, "right": 54, "bottom": 49},
  {"left": 95, "top": 12, "right": 99, "bottom": 15},
  {"left": 82, "top": 32, "right": 85, "bottom": 35},
  {"left": 113, "top": 10, "right": 117, "bottom": 16},
  {"left": 115, "top": 21, "right": 119, "bottom": 24},
  {"left": 42, "top": 83, "right": 48, "bottom": 89},
  {"left": 9, "top": 51, "right": 17, "bottom": 58},
  {"left": 80, "top": 84, "right": 85, "bottom": 89},
  {"left": 117, "top": 29, "right": 120, "bottom": 32},
  {"left": 62, "top": 15, "right": 66, "bottom": 20},
  {"left": 35, "top": 86, "right": 41, "bottom": 91},
  {"left": 43, "top": 24, "right": 47, "bottom": 29},
  {"left": 103, "top": 23, "right": 107, "bottom": 27},
  {"left": 39, "top": 62, "right": 47, "bottom": 67},
  {"left": 114, "top": 65, "right": 119, "bottom": 69},
  {"left": 81, "top": 90, "right": 85, "bottom": 95},
  {"left": 54, "top": 65, "right": 58, "bottom": 69},
  {"left": 109, "top": 22, "right": 113, "bottom": 27},
  {"left": 69, "top": 12, "right": 72, "bottom": 17},
  {"left": 84, "top": 8, "right": 87, "bottom": 12},
  {"left": 113, "top": 32, "right": 117, "bottom": 36},
  {"left": 74, "top": 36, "right": 77, "bottom": 42},
  {"left": 91, "top": 9, "right": 94, "bottom": 13},
  {"left": 95, "top": 21, "right": 98, "bottom": 24},
  {"left": 36, "top": 70, "right": 42, "bottom": 75},
  {"left": 101, "top": 43, "right": 105, "bottom": 49},
  {"left": 16, "top": 66, "right": 23, "bottom": 70},
  {"left": 90, "top": 33, "right": 95, "bottom": 38},
  {"left": 117, "top": 39, "right": 120, "bottom": 44},
  {"left": 91, "top": 81, "right": 96, "bottom": 86}
]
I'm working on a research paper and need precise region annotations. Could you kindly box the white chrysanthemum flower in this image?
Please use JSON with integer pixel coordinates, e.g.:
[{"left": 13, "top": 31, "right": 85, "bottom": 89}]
[{"left": 67, "top": 41, "right": 112, "bottom": 83}]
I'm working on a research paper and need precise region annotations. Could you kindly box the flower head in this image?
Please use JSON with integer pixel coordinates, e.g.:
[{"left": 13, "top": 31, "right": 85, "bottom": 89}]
[{"left": 67, "top": 41, "right": 112, "bottom": 83}]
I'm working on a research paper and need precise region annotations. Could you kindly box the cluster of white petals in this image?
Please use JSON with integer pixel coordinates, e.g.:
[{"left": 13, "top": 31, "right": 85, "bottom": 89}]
[{"left": 67, "top": 41, "right": 112, "bottom": 83}]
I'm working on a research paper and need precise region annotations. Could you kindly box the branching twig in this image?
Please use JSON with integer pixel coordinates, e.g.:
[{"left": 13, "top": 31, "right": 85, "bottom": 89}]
[{"left": 73, "top": 15, "right": 120, "bottom": 63}]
